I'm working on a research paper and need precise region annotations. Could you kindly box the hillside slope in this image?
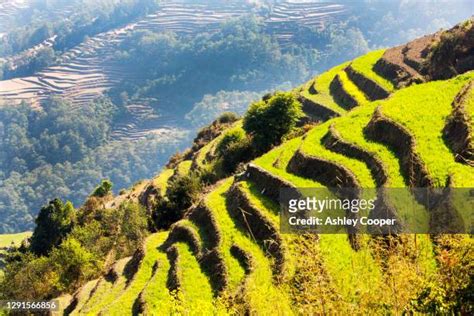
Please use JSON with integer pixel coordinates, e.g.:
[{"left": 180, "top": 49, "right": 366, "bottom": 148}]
[
  {"left": 0, "top": 0, "right": 346, "bottom": 141},
  {"left": 47, "top": 19, "right": 474, "bottom": 315}
]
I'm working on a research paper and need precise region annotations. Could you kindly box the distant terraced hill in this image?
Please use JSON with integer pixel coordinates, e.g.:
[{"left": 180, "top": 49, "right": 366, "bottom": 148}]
[
  {"left": 55, "top": 19, "right": 474, "bottom": 314},
  {"left": 0, "top": 0, "right": 347, "bottom": 141}
]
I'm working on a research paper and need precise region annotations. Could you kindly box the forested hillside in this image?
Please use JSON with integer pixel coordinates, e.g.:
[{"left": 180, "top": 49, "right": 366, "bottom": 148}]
[{"left": 1, "top": 18, "right": 472, "bottom": 314}]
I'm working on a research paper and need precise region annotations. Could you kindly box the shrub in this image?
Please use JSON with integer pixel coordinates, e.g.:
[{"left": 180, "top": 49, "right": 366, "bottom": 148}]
[
  {"left": 215, "top": 129, "right": 254, "bottom": 173},
  {"left": 91, "top": 179, "right": 113, "bottom": 197},
  {"left": 152, "top": 173, "right": 202, "bottom": 229},
  {"left": 216, "top": 129, "right": 246, "bottom": 156},
  {"left": 216, "top": 111, "right": 239, "bottom": 124},
  {"left": 243, "top": 91, "right": 303, "bottom": 151}
]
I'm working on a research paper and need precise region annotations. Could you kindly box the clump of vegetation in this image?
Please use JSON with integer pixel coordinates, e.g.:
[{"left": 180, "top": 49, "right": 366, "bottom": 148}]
[
  {"left": 243, "top": 92, "right": 303, "bottom": 151},
  {"left": 216, "top": 128, "right": 253, "bottom": 173},
  {"left": 0, "top": 195, "right": 148, "bottom": 300},
  {"left": 152, "top": 173, "right": 202, "bottom": 229},
  {"left": 411, "top": 235, "right": 473, "bottom": 314},
  {"left": 91, "top": 179, "right": 113, "bottom": 198},
  {"left": 189, "top": 112, "right": 240, "bottom": 155},
  {"left": 29, "top": 199, "right": 75, "bottom": 256}
]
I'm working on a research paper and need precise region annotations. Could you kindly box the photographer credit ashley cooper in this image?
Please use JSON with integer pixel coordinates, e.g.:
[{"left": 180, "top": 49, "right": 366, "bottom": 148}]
[{"left": 0, "top": 0, "right": 473, "bottom": 315}]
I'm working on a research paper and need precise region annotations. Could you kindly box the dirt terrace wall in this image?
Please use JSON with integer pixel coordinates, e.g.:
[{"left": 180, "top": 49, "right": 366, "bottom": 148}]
[
  {"left": 308, "top": 80, "right": 317, "bottom": 94},
  {"left": 373, "top": 45, "right": 424, "bottom": 88},
  {"left": 298, "top": 95, "right": 339, "bottom": 121},
  {"left": 364, "top": 107, "right": 433, "bottom": 189},
  {"left": 188, "top": 204, "right": 221, "bottom": 249},
  {"left": 164, "top": 223, "right": 202, "bottom": 257},
  {"left": 226, "top": 182, "right": 286, "bottom": 276},
  {"left": 329, "top": 74, "right": 358, "bottom": 109},
  {"left": 198, "top": 248, "right": 228, "bottom": 294},
  {"left": 287, "top": 149, "right": 361, "bottom": 247},
  {"left": 288, "top": 150, "right": 360, "bottom": 195},
  {"left": 230, "top": 244, "right": 254, "bottom": 274},
  {"left": 424, "top": 18, "right": 474, "bottom": 80},
  {"left": 345, "top": 65, "right": 390, "bottom": 101},
  {"left": 402, "top": 33, "right": 440, "bottom": 74},
  {"left": 187, "top": 204, "right": 228, "bottom": 294},
  {"left": 166, "top": 245, "right": 180, "bottom": 291},
  {"left": 443, "top": 81, "right": 474, "bottom": 165},
  {"left": 243, "top": 163, "right": 300, "bottom": 203},
  {"left": 324, "top": 124, "right": 389, "bottom": 187},
  {"left": 123, "top": 244, "right": 146, "bottom": 283}
]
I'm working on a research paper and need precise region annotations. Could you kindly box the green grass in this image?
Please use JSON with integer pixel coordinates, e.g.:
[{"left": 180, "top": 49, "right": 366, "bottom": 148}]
[
  {"left": 140, "top": 232, "right": 176, "bottom": 315},
  {"left": 176, "top": 160, "right": 193, "bottom": 177},
  {"left": 252, "top": 136, "right": 386, "bottom": 309},
  {"left": 151, "top": 169, "right": 174, "bottom": 195},
  {"left": 301, "top": 121, "right": 376, "bottom": 188},
  {"left": 237, "top": 180, "right": 298, "bottom": 280},
  {"left": 0, "top": 232, "right": 31, "bottom": 249},
  {"left": 102, "top": 233, "right": 168, "bottom": 315},
  {"left": 79, "top": 258, "right": 130, "bottom": 315},
  {"left": 332, "top": 104, "right": 431, "bottom": 231},
  {"left": 300, "top": 62, "right": 350, "bottom": 115},
  {"left": 333, "top": 104, "right": 405, "bottom": 187},
  {"left": 68, "top": 279, "right": 99, "bottom": 316},
  {"left": 253, "top": 137, "right": 325, "bottom": 188},
  {"left": 337, "top": 70, "right": 370, "bottom": 106},
  {"left": 350, "top": 49, "right": 395, "bottom": 92},
  {"left": 318, "top": 235, "right": 383, "bottom": 307},
  {"left": 204, "top": 181, "right": 245, "bottom": 291},
  {"left": 380, "top": 72, "right": 474, "bottom": 188},
  {"left": 194, "top": 121, "right": 244, "bottom": 169},
  {"left": 172, "top": 242, "right": 215, "bottom": 315},
  {"left": 205, "top": 179, "right": 294, "bottom": 314}
]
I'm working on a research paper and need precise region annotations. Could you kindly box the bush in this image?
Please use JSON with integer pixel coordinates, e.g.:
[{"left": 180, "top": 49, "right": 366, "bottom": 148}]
[
  {"left": 221, "top": 136, "right": 253, "bottom": 173},
  {"left": 216, "top": 112, "right": 239, "bottom": 124},
  {"left": 243, "top": 91, "right": 303, "bottom": 152},
  {"left": 91, "top": 179, "right": 113, "bottom": 197},
  {"left": 216, "top": 129, "right": 246, "bottom": 156},
  {"left": 216, "top": 129, "right": 253, "bottom": 173},
  {"left": 152, "top": 173, "right": 202, "bottom": 229}
]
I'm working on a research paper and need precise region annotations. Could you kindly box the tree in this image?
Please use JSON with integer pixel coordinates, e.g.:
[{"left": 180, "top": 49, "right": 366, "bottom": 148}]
[
  {"left": 243, "top": 92, "right": 303, "bottom": 151},
  {"left": 30, "top": 199, "right": 76, "bottom": 256},
  {"left": 50, "top": 237, "right": 98, "bottom": 291},
  {"left": 91, "top": 179, "right": 113, "bottom": 197}
]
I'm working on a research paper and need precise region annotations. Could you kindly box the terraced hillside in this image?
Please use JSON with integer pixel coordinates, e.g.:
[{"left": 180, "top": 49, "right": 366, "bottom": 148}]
[
  {"left": 0, "top": 0, "right": 29, "bottom": 36},
  {"left": 57, "top": 22, "right": 474, "bottom": 314},
  {"left": 0, "top": 0, "right": 347, "bottom": 141}
]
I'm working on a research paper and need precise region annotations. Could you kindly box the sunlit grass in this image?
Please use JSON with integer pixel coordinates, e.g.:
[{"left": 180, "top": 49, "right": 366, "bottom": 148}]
[
  {"left": 300, "top": 63, "right": 349, "bottom": 115},
  {"left": 176, "top": 160, "right": 192, "bottom": 177},
  {"left": 173, "top": 242, "right": 215, "bottom": 314},
  {"left": 380, "top": 72, "right": 474, "bottom": 188},
  {"left": 141, "top": 232, "right": 175, "bottom": 315},
  {"left": 205, "top": 179, "right": 294, "bottom": 314},
  {"left": 151, "top": 169, "right": 174, "bottom": 195},
  {"left": 337, "top": 70, "right": 370, "bottom": 106},
  {"left": 103, "top": 233, "right": 169, "bottom": 315},
  {"left": 301, "top": 121, "right": 376, "bottom": 187},
  {"left": 350, "top": 49, "right": 395, "bottom": 92}
]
